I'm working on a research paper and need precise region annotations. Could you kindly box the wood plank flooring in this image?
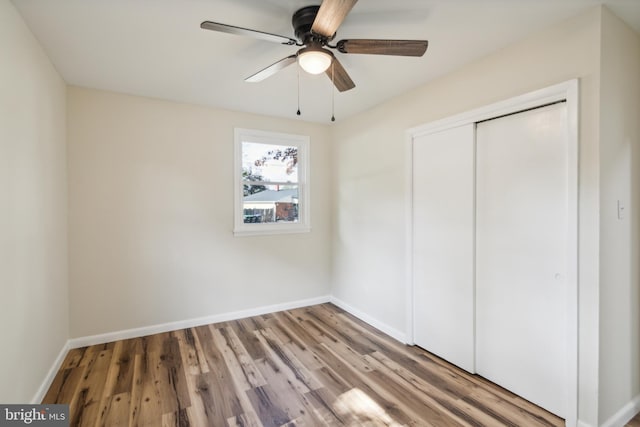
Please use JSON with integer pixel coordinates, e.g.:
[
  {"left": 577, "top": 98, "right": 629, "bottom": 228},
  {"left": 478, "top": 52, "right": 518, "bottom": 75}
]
[
  {"left": 628, "top": 413, "right": 640, "bottom": 427},
  {"left": 43, "top": 303, "right": 565, "bottom": 426}
]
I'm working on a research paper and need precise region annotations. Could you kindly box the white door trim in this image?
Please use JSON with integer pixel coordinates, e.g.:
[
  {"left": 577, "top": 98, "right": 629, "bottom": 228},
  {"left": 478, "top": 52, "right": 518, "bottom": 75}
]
[{"left": 405, "top": 79, "right": 578, "bottom": 427}]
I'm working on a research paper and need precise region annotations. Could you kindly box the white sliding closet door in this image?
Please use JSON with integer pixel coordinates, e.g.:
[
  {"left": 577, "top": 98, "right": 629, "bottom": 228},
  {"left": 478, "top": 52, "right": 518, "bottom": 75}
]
[
  {"left": 475, "top": 103, "right": 569, "bottom": 417},
  {"left": 413, "top": 124, "right": 475, "bottom": 372}
]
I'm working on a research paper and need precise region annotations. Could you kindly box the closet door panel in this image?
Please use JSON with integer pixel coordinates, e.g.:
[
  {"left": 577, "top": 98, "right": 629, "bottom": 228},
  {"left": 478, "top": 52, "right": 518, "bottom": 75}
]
[
  {"left": 475, "top": 103, "right": 568, "bottom": 417},
  {"left": 412, "top": 124, "right": 475, "bottom": 372}
]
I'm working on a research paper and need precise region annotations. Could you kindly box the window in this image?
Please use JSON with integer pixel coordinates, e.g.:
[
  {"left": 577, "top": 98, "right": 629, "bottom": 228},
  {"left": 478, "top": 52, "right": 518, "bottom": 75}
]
[{"left": 234, "top": 128, "right": 310, "bottom": 236}]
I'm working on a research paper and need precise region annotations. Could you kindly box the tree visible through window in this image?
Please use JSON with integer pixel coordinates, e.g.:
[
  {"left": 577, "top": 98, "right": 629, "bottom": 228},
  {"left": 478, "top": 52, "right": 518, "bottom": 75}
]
[{"left": 234, "top": 129, "right": 309, "bottom": 236}]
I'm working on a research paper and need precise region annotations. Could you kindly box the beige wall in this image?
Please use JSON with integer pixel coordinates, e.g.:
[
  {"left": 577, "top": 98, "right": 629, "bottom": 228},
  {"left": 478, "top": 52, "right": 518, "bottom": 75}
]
[
  {"left": 67, "top": 87, "right": 332, "bottom": 338},
  {"left": 331, "top": 7, "right": 603, "bottom": 426},
  {"left": 0, "top": 0, "right": 68, "bottom": 403},
  {"left": 598, "top": 7, "right": 640, "bottom": 424}
]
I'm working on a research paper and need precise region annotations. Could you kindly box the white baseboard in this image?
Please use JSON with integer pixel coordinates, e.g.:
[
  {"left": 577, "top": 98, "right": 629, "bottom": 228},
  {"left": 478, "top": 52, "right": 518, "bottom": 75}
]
[
  {"left": 601, "top": 394, "right": 640, "bottom": 427},
  {"left": 31, "top": 340, "right": 71, "bottom": 404},
  {"left": 68, "top": 295, "right": 331, "bottom": 349},
  {"left": 330, "top": 296, "right": 408, "bottom": 343}
]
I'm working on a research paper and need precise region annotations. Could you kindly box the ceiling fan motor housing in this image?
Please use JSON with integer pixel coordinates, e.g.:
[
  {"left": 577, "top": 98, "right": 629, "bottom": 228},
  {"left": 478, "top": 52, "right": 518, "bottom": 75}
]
[{"left": 293, "top": 6, "right": 329, "bottom": 43}]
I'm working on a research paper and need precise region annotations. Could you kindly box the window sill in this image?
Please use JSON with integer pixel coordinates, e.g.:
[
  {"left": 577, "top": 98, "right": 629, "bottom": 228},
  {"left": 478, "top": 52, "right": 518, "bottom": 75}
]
[{"left": 233, "top": 224, "right": 311, "bottom": 237}]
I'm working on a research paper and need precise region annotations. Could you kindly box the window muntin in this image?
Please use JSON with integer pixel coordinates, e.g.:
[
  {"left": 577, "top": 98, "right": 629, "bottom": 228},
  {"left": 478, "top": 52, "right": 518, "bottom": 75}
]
[{"left": 234, "top": 129, "right": 309, "bottom": 236}]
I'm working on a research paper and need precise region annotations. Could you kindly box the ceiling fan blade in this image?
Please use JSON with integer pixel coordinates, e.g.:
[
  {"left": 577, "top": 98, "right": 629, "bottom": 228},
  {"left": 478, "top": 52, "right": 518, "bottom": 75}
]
[
  {"left": 325, "top": 57, "right": 355, "bottom": 92},
  {"left": 201, "top": 21, "right": 297, "bottom": 45},
  {"left": 245, "top": 55, "right": 297, "bottom": 82},
  {"left": 311, "top": 0, "right": 358, "bottom": 39},
  {"left": 337, "top": 39, "right": 428, "bottom": 56}
]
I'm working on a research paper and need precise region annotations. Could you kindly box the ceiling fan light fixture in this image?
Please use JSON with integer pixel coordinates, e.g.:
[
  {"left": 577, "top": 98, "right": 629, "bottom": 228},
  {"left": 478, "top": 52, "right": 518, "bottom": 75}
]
[{"left": 297, "top": 46, "right": 333, "bottom": 75}]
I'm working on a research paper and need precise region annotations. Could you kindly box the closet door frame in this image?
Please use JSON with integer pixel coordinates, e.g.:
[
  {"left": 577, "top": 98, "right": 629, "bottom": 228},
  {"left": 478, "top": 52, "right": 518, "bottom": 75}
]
[{"left": 405, "top": 79, "right": 578, "bottom": 427}]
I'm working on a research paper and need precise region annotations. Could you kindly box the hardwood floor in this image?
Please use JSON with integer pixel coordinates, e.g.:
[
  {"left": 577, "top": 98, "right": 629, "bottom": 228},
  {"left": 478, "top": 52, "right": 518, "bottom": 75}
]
[
  {"left": 43, "top": 303, "right": 565, "bottom": 426},
  {"left": 628, "top": 413, "right": 640, "bottom": 427}
]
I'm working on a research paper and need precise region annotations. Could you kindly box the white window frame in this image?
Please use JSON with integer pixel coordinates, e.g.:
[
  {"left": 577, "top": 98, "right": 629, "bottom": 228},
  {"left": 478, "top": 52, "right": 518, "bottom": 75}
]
[{"left": 234, "top": 128, "right": 310, "bottom": 236}]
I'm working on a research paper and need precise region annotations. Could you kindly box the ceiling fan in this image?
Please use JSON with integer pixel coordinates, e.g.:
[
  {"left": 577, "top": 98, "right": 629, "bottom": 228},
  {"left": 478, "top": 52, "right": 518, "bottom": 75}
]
[{"left": 200, "top": 0, "right": 429, "bottom": 92}]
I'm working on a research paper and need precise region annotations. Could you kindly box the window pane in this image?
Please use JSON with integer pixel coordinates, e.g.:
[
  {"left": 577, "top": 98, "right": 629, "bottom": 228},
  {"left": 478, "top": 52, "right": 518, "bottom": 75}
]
[
  {"left": 242, "top": 142, "right": 298, "bottom": 183},
  {"left": 242, "top": 185, "right": 299, "bottom": 223}
]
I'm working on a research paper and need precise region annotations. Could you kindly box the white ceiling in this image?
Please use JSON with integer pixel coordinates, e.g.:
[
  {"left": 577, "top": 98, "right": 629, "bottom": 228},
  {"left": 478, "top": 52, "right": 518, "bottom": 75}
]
[{"left": 11, "top": 0, "right": 640, "bottom": 123}]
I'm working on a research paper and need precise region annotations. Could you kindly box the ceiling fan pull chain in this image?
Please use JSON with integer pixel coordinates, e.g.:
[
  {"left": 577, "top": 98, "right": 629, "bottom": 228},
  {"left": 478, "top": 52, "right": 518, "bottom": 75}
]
[
  {"left": 331, "top": 61, "right": 336, "bottom": 122},
  {"left": 297, "top": 67, "right": 301, "bottom": 116}
]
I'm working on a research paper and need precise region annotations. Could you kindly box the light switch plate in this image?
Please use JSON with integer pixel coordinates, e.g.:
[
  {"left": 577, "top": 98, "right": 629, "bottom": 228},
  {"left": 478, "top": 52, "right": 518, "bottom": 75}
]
[{"left": 617, "top": 200, "right": 625, "bottom": 220}]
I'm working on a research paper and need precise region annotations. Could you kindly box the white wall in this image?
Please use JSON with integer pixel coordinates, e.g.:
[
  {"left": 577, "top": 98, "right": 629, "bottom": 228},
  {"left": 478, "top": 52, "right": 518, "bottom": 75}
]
[
  {"left": 67, "top": 87, "right": 332, "bottom": 338},
  {"left": 331, "top": 7, "right": 603, "bottom": 426},
  {"left": 0, "top": 0, "right": 68, "bottom": 403},
  {"left": 598, "top": 7, "right": 640, "bottom": 425}
]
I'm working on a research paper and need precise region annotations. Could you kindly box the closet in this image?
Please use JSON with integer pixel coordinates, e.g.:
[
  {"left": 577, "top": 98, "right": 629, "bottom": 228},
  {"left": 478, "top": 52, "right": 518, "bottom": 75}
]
[{"left": 411, "top": 83, "right": 578, "bottom": 422}]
